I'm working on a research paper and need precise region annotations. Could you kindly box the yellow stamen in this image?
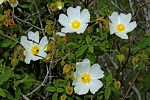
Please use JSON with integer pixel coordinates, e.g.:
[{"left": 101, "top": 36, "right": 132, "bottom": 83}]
[
  {"left": 71, "top": 20, "right": 81, "bottom": 30},
  {"left": 116, "top": 23, "right": 125, "bottom": 32},
  {"left": 31, "top": 45, "right": 40, "bottom": 55},
  {"left": 81, "top": 73, "right": 91, "bottom": 84}
]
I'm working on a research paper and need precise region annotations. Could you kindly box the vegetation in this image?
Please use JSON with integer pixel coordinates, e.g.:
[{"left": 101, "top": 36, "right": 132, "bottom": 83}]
[{"left": 0, "top": 0, "right": 150, "bottom": 99}]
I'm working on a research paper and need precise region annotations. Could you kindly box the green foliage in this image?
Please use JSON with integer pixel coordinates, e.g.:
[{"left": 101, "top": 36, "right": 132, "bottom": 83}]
[{"left": 0, "top": 0, "right": 149, "bottom": 99}]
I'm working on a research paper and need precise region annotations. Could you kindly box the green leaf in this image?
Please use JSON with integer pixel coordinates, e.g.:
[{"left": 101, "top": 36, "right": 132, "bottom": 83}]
[
  {"left": 76, "top": 45, "right": 88, "bottom": 58},
  {"left": 86, "top": 35, "right": 92, "bottom": 44},
  {"left": 0, "top": 39, "right": 12, "bottom": 48},
  {"left": 15, "top": 87, "right": 21, "bottom": 100},
  {"left": 104, "top": 86, "right": 111, "bottom": 100},
  {"left": 0, "top": 68, "right": 13, "bottom": 85},
  {"left": 89, "top": 45, "right": 94, "bottom": 53},
  {"left": 5, "top": 90, "right": 15, "bottom": 100},
  {"left": 105, "top": 74, "right": 113, "bottom": 86},
  {"left": 20, "top": 3, "right": 33, "bottom": 8},
  {"left": 97, "top": 95, "right": 103, "bottom": 100},
  {"left": 53, "top": 79, "right": 58, "bottom": 87},
  {"left": 0, "top": 88, "right": 6, "bottom": 97},
  {"left": 56, "top": 88, "right": 64, "bottom": 93},
  {"left": 52, "top": 93, "right": 58, "bottom": 100},
  {"left": 139, "top": 38, "right": 150, "bottom": 49},
  {"left": 68, "top": 53, "right": 75, "bottom": 61},
  {"left": 47, "top": 87, "right": 56, "bottom": 92}
]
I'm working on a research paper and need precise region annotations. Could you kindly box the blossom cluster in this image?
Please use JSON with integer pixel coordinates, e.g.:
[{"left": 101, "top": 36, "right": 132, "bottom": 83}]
[{"left": 19, "top": 6, "right": 137, "bottom": 95}]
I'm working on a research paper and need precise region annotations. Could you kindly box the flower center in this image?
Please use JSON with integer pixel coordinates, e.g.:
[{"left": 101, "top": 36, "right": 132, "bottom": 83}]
[
  {"left": 81, "top": 73, "right": 91, "bottom": 84},
  {"left": 116, "top": 23, "right": 125, "bottom": 32},
  {"left": 71, "top": 20, "right": 81, "bottom": 30},
  {"left": 31, "top": 45, "right": 40, "bottom": 55}
]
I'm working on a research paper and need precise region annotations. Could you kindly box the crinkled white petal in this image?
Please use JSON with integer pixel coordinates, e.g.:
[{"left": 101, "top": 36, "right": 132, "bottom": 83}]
[
  {"left": 72, "top": 72, "right": 81, "bottom": 85},
  {"left": 76, "top": 24, "right": 88, "bottom": 34},
  {"left": 67, "top": 6, "right": 81, "bottom": 21},
  {"left": 39, "top": 36, "right": 48, "bottom": 49},
  {"left": 28, "top": 31, "right": 39, "bottom": 43},
  {"left": 76, "top": 59, "right": 91, "bottom": 73},
  {"left": 90, "top": 64, "right": 104, "bottom": 79},
  {"left": 74, "top": 83, "right": 89, "bottom": 95},
  {"left": 80, "top": 9, "right": 90, "bottom": 24},
  {"left": 38, "top": 51, "right": 47, "bottom": 58},
  {"left": 109, "top": 22, "right": 116, "bottom": 34},
  {"left": 120, "top": 13, "right": 131, "bottom": 26},
  {"left": 58, "top": 14, "right": 70, "bottom": 27},
  {"left": 115, "top": 32, "right": 128, "bottom": 39},
  {"left": 20, "top": 36, "right": 32, "bottom": 50},
  {"left": 126, "top": 21, "right": 137, "bottom": 33},
  {"left": 72, "top": 72, "right": 78, "bottom": 85},
  {"left": 109, "top": 12, "right": 119, "bottom": 25},
  {"left": 61, "top": 27, "right": 74, "bottom": 33},
  {"left": 89, "top": 79, "right": 103, "bottom": 94},
  {"left": 82, "top": 59, "right": 91, "bottom": 67},
  {"left": 24, "top": 50, "right": 32, "bottom": 64},
  {"left": 56, "top": 32, "right": 66, "bottom": 36}
]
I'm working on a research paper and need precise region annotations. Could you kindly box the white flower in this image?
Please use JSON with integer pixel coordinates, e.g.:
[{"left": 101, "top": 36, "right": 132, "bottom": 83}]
[
  {"left": 72, "top": 59, "right": 104, "bottom": 95},
  {"left": 0, "top": 0, "right": 4, "bottom": 5},
  {"left": 58, "top": 6, "right": 90, "bottom": 34},
  {"left": 20, "top": 31, "right": 48, "bottom": 64},
  {"left": 109, "top": 12, "right": 137, "bottom": 39}
]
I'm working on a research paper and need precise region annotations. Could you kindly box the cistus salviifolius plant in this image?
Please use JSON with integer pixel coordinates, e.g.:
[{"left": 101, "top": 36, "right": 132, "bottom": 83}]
[{"left": 0, "top": 0, "right": 150, "bottom": 100}]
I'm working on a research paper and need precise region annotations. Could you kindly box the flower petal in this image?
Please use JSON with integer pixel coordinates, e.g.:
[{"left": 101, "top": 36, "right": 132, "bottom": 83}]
[
  {"left": 89, "top": 79, "right": 103, "bottom": 94},
  {"left": 76, "top": 59, "right": 91, "bottom": 73},
  {"left": 61, "top": 27, "right": 74, "bottom": 33},
  {"left": 58, "top": 14, "right": 70, "bottom": 27},
  {"left": 24, "top": 51, "right": 32, "bottom": 64},
  {"left": 126, "top": 21, "right": 137, "bottom": 33},
  {"left": 38, "top": 51, "right": 47, "bottom": 58},
  {"left": 115, "top": 32, "right": 128, "bottom": 39},
  {"left": 82, "top": 59, "right": 91, "bottom": 67},
  {"left": 80, "top": 9, "right": 90, "bottom": 24},
  {"left": 72, "top": 72, "right": 78, "bottom": 85},
  {"left": 20, "top": 36, "right": 32, "bottom": 50},
  {"left": 120, "top": 13, "right": 131, "bottom": 25},
  {"left": 39, "top": 36, "right": 48, "bottom": 49},
  {"left": 67, "top": 6, "right": 81, "bottom": 21},
  {"left": 76, "top": 24, "right": 88, "bottom": 34},
  {"left": 109, "top": 12, "right": 119, "bottom": 25},
  {"left": 90, "top": 64, "right": 104, "bottom": 79},
  {"left": 109, "top": 22, "right": 116, "bottom": 34},
  {"left": 28, "top": 31, "right": 39, "bottom": 43},
  {"left": 72, "top": 72, "right": 81, "bottom": 85},
  {"left": 74, "top": 83, "right": 89, "bottom": 95}
]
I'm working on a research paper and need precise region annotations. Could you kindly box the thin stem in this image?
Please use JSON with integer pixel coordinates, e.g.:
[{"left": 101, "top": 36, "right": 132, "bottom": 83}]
[
  {"left": 0, "top": 31, "right": 19, "bottom": 43},
  {"left": 121, "top": 71, "right": 140, "bottom": 100},
  {"left": 14, "top": 16, "right": 44, "bottom": 31},
  {"left": 34, "top": 2, "right": 45, "bottom": 35},
  {"left": 26, "top": 64, "right": 51, "bottom": 96}
]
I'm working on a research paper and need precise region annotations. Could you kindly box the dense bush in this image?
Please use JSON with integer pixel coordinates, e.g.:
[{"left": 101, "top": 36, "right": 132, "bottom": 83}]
[{"left": 0, "top": 0, "right": 150, "bottom": 100}]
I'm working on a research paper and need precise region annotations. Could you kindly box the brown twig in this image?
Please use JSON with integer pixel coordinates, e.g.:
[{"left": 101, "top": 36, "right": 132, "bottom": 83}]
[
  {"left": 14, "top": 16, "right": 44, "bottom": 31},
  {"left": 121, "top": 71, "right": 140, "bottom": 100},
  {"left": 34, "top": 2, "right": 45, "bottom": 36}
]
